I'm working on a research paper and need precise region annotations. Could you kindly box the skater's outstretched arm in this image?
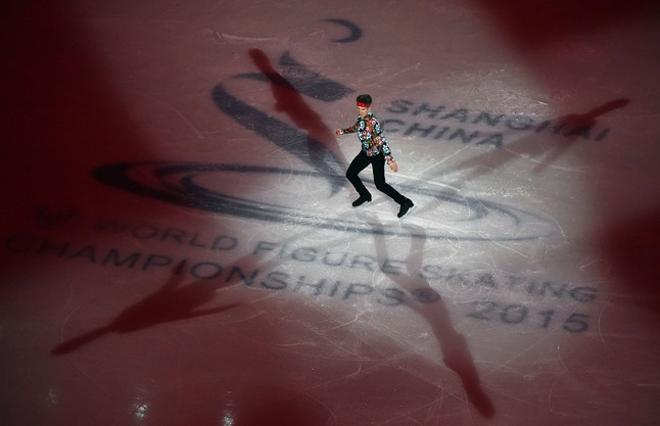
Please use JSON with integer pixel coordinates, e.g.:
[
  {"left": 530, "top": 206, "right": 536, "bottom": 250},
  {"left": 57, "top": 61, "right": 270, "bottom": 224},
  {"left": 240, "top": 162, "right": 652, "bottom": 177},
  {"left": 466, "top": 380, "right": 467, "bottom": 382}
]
[{"left": 335, "top": 120, "right": 359, "bottom": 135}]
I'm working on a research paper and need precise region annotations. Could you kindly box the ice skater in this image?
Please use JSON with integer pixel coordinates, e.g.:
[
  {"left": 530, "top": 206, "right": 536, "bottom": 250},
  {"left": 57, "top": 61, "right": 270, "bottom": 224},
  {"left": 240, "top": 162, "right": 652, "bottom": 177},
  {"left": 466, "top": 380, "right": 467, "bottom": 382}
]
[{"left": 335, "top": 94, "right": 414, "bottom": 218}]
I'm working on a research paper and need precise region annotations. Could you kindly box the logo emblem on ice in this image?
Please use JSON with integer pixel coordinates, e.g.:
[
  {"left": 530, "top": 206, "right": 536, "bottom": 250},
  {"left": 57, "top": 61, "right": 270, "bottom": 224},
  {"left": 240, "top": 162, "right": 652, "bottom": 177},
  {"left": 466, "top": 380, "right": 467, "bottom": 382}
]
[{"left": 94, "top": 162, "right": 555, "bottom": 241}]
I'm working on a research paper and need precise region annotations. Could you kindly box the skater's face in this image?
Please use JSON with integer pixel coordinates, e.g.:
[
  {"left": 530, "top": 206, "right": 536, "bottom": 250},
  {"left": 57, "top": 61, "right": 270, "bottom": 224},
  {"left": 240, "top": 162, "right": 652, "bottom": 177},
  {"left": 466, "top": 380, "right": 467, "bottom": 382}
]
[{"left": 357, "top": 105, "right": 369, "bottom": 118}]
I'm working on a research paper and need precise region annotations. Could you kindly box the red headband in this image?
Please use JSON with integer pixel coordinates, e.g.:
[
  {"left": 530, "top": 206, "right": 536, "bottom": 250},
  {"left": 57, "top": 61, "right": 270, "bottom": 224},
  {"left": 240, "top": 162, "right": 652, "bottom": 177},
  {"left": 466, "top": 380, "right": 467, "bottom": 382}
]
[{"left": 356, "top": 101, "right": 371, "bottom": 107}]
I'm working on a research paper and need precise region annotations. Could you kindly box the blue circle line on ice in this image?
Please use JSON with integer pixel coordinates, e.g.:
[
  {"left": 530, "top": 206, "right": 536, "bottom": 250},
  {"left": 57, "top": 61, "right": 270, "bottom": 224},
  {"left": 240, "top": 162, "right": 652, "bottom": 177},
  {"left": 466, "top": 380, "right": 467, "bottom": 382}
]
[
  {"left": 93, "top": 162, "right": 555, "bottom": 241},
  {"left": 320, "top": 18, "right": 363, "bottom": 43}
]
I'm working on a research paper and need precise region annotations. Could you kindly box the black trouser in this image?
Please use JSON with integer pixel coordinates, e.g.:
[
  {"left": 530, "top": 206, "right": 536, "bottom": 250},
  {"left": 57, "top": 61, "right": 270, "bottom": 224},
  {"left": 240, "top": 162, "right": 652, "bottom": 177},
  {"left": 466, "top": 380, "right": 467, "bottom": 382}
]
[{"left": 346, "top": 151, "right": 406, "bottom": 204}]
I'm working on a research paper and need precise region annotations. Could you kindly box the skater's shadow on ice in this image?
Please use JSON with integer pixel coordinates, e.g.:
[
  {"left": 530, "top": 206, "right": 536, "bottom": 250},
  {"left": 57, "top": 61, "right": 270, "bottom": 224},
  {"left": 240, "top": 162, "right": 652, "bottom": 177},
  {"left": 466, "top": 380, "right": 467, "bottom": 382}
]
[
  {"left": 414, "top": 98, "right": 630, "bottom": 217},
  {"left": 51, "top": 265, "right": 241, "bottom": 355},
  {"left": 246, "top": 48, "right": 348, "bottom": 196},
  {"left": 51, "top": 247, "right": 284, "bottom": 356},
  {"left": 448, "top": 98, "right": 629, "bottom": 181},
  {"left": 51, "top": 229, "right": 357, "bottom": 356},
  {"left": 360, "top": 213, "right": 496, "bottom": 418},
  {"left": 211, "top": 49, "right": 351, "bottom": 197}
]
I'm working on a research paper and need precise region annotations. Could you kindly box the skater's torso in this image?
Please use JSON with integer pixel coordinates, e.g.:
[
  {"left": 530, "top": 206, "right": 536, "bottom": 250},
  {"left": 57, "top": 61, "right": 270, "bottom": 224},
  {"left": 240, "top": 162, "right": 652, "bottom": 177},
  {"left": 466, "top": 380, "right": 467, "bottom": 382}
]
[{"left": 343, "top": 113, "right": 392, "bottom": 159}]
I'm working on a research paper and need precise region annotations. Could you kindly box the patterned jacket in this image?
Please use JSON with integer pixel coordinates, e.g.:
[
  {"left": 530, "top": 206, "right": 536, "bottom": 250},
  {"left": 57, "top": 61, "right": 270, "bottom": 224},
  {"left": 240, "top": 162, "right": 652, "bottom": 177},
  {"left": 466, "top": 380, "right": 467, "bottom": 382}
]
[{"left": 342, "top": 113, "right": 394, "bottom": 163}]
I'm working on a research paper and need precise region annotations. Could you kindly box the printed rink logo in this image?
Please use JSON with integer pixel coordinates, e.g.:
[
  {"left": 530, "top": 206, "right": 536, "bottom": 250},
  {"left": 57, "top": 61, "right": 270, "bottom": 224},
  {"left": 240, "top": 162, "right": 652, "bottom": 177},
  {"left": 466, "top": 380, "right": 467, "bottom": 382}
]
[{"left": 93, "top": 162, "right": 555, "bottom": 241}]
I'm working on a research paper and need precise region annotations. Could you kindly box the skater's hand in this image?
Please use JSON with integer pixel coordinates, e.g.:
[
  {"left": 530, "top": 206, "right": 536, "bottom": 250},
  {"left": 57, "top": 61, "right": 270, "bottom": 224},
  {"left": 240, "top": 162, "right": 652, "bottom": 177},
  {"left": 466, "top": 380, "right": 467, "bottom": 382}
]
[
  {"left": 335, "top": 129, "right": 343, "bottom": 136},
  {"left": 388, "top": 160, "right": 399, "bottom": 172}
]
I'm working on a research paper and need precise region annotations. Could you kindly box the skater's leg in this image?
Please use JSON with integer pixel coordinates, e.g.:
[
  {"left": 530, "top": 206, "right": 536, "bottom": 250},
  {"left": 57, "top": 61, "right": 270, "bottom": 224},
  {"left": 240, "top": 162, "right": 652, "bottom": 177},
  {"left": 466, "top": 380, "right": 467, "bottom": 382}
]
[
  {"left": 371, "top": 155, "right": 407, "bottom": 204},
  {"left": 346, "top": 151, "right": 372, "bottom": 199}
]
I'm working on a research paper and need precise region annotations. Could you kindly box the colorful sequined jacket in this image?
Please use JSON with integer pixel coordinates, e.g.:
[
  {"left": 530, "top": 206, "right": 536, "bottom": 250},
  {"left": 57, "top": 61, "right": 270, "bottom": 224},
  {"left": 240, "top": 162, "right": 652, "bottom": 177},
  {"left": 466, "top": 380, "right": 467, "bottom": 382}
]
[{"left": 342, "top": 113, "right": 394, "bottom": 163}]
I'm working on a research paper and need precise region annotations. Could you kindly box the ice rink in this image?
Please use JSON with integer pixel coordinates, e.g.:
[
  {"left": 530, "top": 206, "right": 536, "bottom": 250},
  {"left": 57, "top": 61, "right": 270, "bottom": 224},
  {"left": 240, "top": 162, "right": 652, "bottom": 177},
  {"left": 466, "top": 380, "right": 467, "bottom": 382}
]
[{"left": 3, "top": 0, "right": 660, "bottom": 424}]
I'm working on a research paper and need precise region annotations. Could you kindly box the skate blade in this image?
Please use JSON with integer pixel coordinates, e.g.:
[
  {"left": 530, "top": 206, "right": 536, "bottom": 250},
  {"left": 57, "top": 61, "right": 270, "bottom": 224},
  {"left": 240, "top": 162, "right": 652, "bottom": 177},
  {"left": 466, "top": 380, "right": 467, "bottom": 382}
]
[{"left": 398, "top": 204, "right": 415, "bottom": 219}]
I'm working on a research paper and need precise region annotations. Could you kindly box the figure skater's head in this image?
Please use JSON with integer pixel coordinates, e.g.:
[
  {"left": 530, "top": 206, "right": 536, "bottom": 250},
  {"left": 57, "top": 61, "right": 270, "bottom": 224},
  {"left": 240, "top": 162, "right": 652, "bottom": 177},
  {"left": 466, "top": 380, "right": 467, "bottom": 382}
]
[{"left": 356, "top": 94, "right": 372, "bottom": 117}]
